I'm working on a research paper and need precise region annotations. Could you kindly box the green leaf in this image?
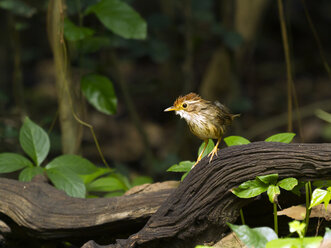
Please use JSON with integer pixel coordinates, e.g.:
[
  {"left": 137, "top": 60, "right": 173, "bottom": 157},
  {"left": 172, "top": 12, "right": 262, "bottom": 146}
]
[
  {"left": 266, "top": 237, "right": 322, "bottom": 248},
  {"left": 232, "top": 179, "right": 268, "bottom": 198},
  {"left": 267, "top": 185, "right": 280, "bottom": 203},
  {"left": 257, "top": 174, "right": 278, "bottom": 185},
  {"left": 313, "top": 180, "right": 331, "bottom": 188},
  {"left": 0, "top": 153, "right": 33, "bottom": 173},
  {"left": 45, "top": 155, "right": 97, "bottom": 175},
  {"left": 131, "top": 176, "right": 153, "bottom": 187},
  {"left": 198, "top": 139, "right": 214, "bottom": 158},
  {"left": 64, "top": 18, "right": 95, "bottom": 41},
  {"left": 227, "top": 223, "right": 277, "bottom": 248},
  {"left": 76, "top": 36, "right": 111, "bottom": 54},
  {"left": 167, "top": 161, "right": 194, "bottom": 172},
  {"left": 87, "top": 176, "right": 127, "bottom": 192},
  {"left": 80, "top": 167, "right": 112, "bottom": 185},
  {"left": 265, "top": 132, "right": 296, "bottom": 143},
  {"left": 277, "top": 178, "right": 298, "bottom": 191},
  {"left": 81, "top": 74, "right": 117, "bottom": 115},
  {"left": 289, "top": 220, "right": 306, "bottom": 238},
  {"left": 85, "top": 0, "right": 147, "bottom": 40},
  {"left": 46, "top": 167, "right": 86, "bottom": 198},
  {"left": 291, "top": 181, "right": 305, "bottom": 196},
  {"left": 19, "top": 167, "right": 44, "bottom": 182},
  {"left": 19, "top": 117, "right": 50, "bottom": 166},
  {"left": 181, "top": 171, "right": 190, "bottom": 181},
  {"left": 309, "top": 188, "right": 330, "bottom": 210},
  {"left": 224, "top": 136, "right": 250, "bottom": 146}
]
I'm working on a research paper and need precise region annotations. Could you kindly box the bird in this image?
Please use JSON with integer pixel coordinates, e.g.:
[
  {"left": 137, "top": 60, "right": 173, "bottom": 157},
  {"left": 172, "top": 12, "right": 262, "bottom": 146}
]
[{"left": 164, "top": 92, "right": 239, "bottom": 167}]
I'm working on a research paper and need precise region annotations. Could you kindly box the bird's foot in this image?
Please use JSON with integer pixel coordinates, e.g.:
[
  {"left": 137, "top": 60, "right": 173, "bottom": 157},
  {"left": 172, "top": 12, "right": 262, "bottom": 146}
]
[{"left": 208, "top": 146, "right": 218, "bottom": 163}]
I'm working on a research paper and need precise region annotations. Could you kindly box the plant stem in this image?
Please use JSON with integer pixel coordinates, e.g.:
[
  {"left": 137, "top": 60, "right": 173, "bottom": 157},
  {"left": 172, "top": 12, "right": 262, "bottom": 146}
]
[
  {"left": 240, "top": 208, "right": 245, "bottom": 225},
  {"left": 304, "top": 181, "right": 312, "bottom": 235},
  {"left": 273, "top": 203, "right": 278, "bottom": 235}
]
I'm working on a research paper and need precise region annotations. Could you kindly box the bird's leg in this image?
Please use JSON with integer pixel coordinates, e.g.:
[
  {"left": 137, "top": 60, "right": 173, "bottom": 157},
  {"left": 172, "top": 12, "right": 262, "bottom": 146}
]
[
  {"left": 208, "top": 136, "right": 222, "bottom": 163},
  {"left": 193, "top": 139, "right": 209, "bottom": 167}
]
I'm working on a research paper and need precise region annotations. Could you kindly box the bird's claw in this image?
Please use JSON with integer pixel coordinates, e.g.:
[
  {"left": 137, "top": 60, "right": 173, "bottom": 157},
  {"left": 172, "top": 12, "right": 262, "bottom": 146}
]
[{"left": 208, "top": 147, "right": 218, "bottom": 163}]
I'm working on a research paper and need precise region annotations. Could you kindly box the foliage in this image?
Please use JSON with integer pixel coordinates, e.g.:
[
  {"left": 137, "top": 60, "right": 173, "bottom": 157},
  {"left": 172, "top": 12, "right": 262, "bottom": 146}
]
[
  {"left": 309, "top": 187, "right": 331, "bottom": 210},
  {"left": 0, "top": 117, "right": 153, "bottom": 198}
]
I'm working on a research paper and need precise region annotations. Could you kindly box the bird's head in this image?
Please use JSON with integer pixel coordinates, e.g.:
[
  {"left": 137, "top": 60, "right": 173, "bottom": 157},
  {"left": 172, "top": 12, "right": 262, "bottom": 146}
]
[{"left": 164, "top": 93, "right": 202, "bottom": 121}]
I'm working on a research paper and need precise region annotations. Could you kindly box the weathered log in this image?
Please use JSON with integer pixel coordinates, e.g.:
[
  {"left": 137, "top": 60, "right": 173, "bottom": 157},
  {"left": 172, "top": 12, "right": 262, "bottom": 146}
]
[
  {"left": 83, "top": 141, "right": 331, "bottom": 248},
  {"left": 0, "top": 178, "right": 177, "bottom": 243}
]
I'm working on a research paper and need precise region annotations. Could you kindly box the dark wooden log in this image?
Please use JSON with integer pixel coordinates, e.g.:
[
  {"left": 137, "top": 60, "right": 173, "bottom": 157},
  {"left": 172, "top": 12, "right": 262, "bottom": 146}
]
[
  {"left": 82, "top": 142, "right": 331, "bottom": 248},
  {"left": 0, "top": 178, "right": 177, "bottom": 244}
]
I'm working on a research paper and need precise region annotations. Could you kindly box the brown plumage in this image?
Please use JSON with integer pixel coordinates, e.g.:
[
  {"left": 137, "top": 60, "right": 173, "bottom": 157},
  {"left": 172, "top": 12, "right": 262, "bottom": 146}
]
[{"left": 164, "top": 92, "right": 239, "bottom": 166}]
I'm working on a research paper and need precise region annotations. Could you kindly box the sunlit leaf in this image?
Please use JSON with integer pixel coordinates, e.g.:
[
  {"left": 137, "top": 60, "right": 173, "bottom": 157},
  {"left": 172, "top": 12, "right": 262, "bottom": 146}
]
[
  {"left": 46, "top": 167, "right": 86, "bottom": 198},
  {"left": 309, "top": 188, "right": 330, "bottom": 210},
  {"left": 266, "top": 237, "right": 322, "bottom": 248},
  {"left": 227, "top": 223, "right": 277, "bottom": 248},
  {"left": 81, "top": 74, "right": 117, "bottom": 115},
  {"left": 19, "top": 166, "right": 44, "bottom": 182},
  {"left": 257, "top": 174, "right": 278, "bottom": 185},
  {"left": 87, "top": 176, "right": 127, "bottom": 192},
  {"left": 85, "top": 0, "right": 147, "bottom": 39},
  {"left": 0, "top": 153, "right": 33, "bottom": 173},
  {"left": 167, "top": 161, "right": 194, "bottom": 173},
  {"left": 277, "top": 178, "right": 298, "bottom": 191},
  {"left": 80, "top": 167, "right": 112, "bottom": 185},
  {"left": 265, "top": 133, "right": 296, "bottom": 143},
  {"left": 19, "top": 117, "right": 50, "bottom": 166},
  {"left": 289, "top": 220, "right": 306, "bottom": 238},
  {"left": 232, "top": 179, "right": 268, "bottom": 198},
  {"left": 224, "top": 136, "right": 250, "bottom": 146},
  {"left": 267, "top": 185, "right": 280, "bottom": 203}
]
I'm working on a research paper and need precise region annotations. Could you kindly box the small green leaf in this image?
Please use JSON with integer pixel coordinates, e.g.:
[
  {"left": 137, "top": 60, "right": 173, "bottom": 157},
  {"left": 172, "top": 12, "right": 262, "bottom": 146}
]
[
  {"left": 265, "top": 133, "right": 296, "bottom": 143},
  {"left": 266, "top": 237, "right": 322, "bottom": 248},
  {"left": 224, "top": 136, "right": 250, "bottom": 146},
  {"left": 80, "top": 167, "right": 112, "bottom": 185},
  {"left": 167, "top": 161, "right": 194, "bottom": 172},
  {"left": 85, "top": 0, "right": 147, "bottom": 39},
  {"left": 309, "top": 188, "right": 330, "bottom": 209},
  {"left": 181, "top": 171, "right": 190, "bottom": 181},
  {"left": 198, "top": 139, "right": 214, "bottom": 158},
  {"left": 87, "top": 176, "right": 127, "bottom": 192},
  {"left": 19, "top": 167, "right": 44, "bottom": 182},
  {"left": 81, "top": 74, "right": 117, "bottom": 115},
  {"left": 291, "top": 181, "right": 305, "bottom": 196},
  {"left": 46, "top": 167, "right": 86, "bottom": 198},
  {"left": 289, "top": 220, "right": 306, "bottom": 238},
  {"left": 64, "top": 18, "right": 95, "bottom": 41},
  {"left": 131, "top": 176, "right": 153, "bottom": 187},
  {"left": 277, "top": 178, "right": 298, "bottom": 191},
  {"left": 19, "top": 117, "right": 50, "bottom": 166},
  {"left": 46, "top": 154, "right": 97, "bottom": 175},
  {"left": 232, "top": 179, "right": 268, "bottom": 198},
  {"left": 227, "top": 223, "right": 277, "bottom": 248},
  {"left": 313, "top": 180, "right": 331, "bottom": 188},
  {"left": 267, "top": 185, "right": 280, "bottom": 203},
  {"left": 257, "top": 174, "right": 278, "bottom": 185},
  {"left": 0, "top": 153, "right": 33, "bottom": 173}
]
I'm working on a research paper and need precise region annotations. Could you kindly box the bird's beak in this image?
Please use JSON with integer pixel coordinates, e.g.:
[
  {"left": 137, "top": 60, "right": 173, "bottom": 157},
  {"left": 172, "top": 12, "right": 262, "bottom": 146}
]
[{"left": 164, "top": 106, "right": 177, "bottom": 112}]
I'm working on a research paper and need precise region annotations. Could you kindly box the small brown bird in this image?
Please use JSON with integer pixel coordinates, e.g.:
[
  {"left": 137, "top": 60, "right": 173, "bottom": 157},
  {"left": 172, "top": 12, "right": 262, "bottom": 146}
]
[{"left": 164, "top": 92, "right": 239, "bottom": 166}]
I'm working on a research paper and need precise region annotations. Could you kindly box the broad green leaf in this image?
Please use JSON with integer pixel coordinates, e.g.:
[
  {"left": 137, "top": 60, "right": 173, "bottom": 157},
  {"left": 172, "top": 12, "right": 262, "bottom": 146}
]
[
  {"left": 227, "top": 223, "right": 277, "bottom": 248},
  {"left": 198, "top": 139, "right": 214, "bottom": 158},
  {"left": 87, "top": 176, "right": 127, "bottom": 192},
  {"left": 85, "top": 0, "right": 147, "bottom": 40},
  {"left": 266, "top": 237, "right": 322, "bottom": 248},
  {"left": 257, "top": 174, "right": 278, "bottom": 185},
  {"left": 19, "top": 117, "right": 50, "bottom": 166},
  {"left": 46, "top": 167, "right": 86, "bottom": 198},
  {"left": 267, "top": 185, "right": 280, "bottom": 203},
  {"left": 19, "top": 166, "right": 44, "bottom": 182},
  {"left": 232, "top": 179, "right": 268, "bottom": 198},
  {"left": 81, "top": 74, "right": 117, "bottom": 115},
  {"left": 0, "top": 153, "right": 33, "bottom": 173},
  {"left": 181, "top": 171, "right": 190, "bottom": 181},
  {"left": 76, "top": 36, "right": 111, "bottom": 54},
  {"left": 291, "top": 181, "right": 305, "bottom": 196},
  {"left": 265, "top": 133, "right": 296, "bottom": 143},
  {"left": 131, "top": 176, "right": 153, "bottom": 187},
  {"left": 167, "top": 161, "right": 194, "bottom": 172},
  {"left": 112, "top": 173, "right": 131, "bottom": 190},
  {"left": 277, "top": 178, "right": 298, "bottom": 191},
  {"left": 64, "top": 18, "right": 95, "bottom": 41},
  {"left": 289, "top": 220, "right": 306, "bottom": 238},
  {"left": 46, "top": 154, "right": 97, "bottom": 175},
  {"left": 80, "top": 167, "right": 112, "bottom": 185},
  {"left": 224, "top": 136, "right": 250, "bottom": 146},
  {"left": 309, "top": 188, "right": 330, "bottom": 209}
]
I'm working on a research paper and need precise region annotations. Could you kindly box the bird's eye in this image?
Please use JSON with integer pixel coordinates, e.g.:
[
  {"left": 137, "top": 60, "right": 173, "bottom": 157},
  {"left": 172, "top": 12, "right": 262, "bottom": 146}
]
[{"left": 182, "top": 103, "right": 187, "bottom": 108}]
